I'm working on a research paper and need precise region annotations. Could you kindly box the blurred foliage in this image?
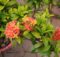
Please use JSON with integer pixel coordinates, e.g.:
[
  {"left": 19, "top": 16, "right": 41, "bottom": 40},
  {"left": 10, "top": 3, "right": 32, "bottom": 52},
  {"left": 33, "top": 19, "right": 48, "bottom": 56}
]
[
  {"left": 0, "top": 0, "right": 60, "bottom": 57},
  {"left": 22, "top": 9, "right": 55, "bottom": 57},
  {"left": 27, "top": 0, "right": 60, "bottom": 18},
  {"left": 0, "top": 0, "right": 32, "bottom": 47},
  {"left": 27, "top": 0, "right": 58, "bottom": 10}
]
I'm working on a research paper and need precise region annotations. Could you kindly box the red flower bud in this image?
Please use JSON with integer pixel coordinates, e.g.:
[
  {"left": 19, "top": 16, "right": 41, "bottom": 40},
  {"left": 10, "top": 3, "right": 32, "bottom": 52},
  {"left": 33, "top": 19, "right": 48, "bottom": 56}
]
[{"left": 52, "top": 28, "right": 60, "bottom": 40}]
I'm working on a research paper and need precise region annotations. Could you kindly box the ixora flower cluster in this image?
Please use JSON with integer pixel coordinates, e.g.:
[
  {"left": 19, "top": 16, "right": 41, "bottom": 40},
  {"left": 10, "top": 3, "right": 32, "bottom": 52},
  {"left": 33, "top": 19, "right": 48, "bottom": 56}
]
[
  {"left": 4, "top": 13, "right": 60, "bottom": 57},
  {"left": 4, "top": 20, "right": 20, "bottom": 38}
]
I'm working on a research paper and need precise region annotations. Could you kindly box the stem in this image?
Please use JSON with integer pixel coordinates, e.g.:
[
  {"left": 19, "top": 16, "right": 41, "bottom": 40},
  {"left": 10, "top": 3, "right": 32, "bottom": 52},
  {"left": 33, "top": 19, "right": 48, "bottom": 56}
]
[{"left": 32, "top": 4, "right": 37, "bottom": 18}]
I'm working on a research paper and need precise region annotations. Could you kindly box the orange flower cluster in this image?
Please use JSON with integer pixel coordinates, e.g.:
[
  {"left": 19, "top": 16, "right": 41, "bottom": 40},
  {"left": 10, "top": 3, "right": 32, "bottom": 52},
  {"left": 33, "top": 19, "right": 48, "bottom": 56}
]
[
  {"left": 22, "top": 16, "right": 37, "bottom": 31},
  {"left": 4, "top": 20, "right": 20, "bottom": 38}
]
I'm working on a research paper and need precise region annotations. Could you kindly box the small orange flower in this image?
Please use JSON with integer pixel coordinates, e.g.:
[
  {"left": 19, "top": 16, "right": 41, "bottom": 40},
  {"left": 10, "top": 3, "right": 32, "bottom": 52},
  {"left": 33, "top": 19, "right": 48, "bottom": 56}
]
[
  {"left": 22, "top": 16, "right": 37, "bottom": 31},
  {"left": 23, "top": 16, "right": 37, "bottom": 25}
]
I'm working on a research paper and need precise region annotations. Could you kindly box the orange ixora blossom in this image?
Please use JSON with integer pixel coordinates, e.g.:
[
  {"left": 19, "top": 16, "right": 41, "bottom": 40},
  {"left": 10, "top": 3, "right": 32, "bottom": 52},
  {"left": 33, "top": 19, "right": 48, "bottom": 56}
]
[
  {"left": 52, "top": 28, "right": 60, "bottom": 40},
  {"left": 22, "top": 16, "right": 37, "bottom": 31},
  {"left": 4, "top": 20, "right": 20, "bottom": 38}
]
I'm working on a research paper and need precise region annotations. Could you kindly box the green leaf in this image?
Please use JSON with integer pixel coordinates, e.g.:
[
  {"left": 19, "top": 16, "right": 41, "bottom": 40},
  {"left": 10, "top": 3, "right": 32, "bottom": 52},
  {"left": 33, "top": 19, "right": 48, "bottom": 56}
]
[
  {"left": 0, "top": 5, "right": 4, "bottom": 11},
  {"left": 55, "top": 41, "right": 60, "bottom": 53},
  {"left": 0, "top": 33, "right": 5, "bottom": 37},
  {"left": 9, "top": 14, "right": 18, "bottom": 20},
  {"left": 23, "top": 31, "right": 32, "bottom": 39},
  {"left": 35, "top": 13, "right": 42, "bottom": 25},
  {"left": 35, "top": 26, "right": 42, "bottom": 35},
  {"left": 39, "top": 38, "right": 50, "bottom": 55},
  {"left": 9, "top": 8, "right": 18, "bottom": 14},
  {"left": 8, "top": 8, "right": 13, "bottom": 14},
  {"left": 43, "top": 0, "right": 50, "bottom": 4},
  {"left": 0, "top": 0, "right": 9, "bottom": 5},
  {"left": 38, "top": 45, "right": 51, "bottom": 56},
  {"left": 17, "top": 5, "right": 29, "bottom": 16},
  {"left": 41, "top": 24, "right": 46, "bottom": 33},
  {"left": 11, "top": 40, "right": 17, "bottom": 47},
  {"left": 46, "top": 23, "right": 54, "bottom": 30},
  {"left": 45, "top": 8, "right": 53, "bottom": 18},
  {"left": 0, "top": 27, "right": 4, "bottom": 32},
  {"left": 15, "top": 37, "right": 21, "bottom": 44},
  {"left": 6, "top": 1, "right": 17, "bottom": 6},
  {"left": 19, "top": 25, "right": 25, "bottom": 30},
  {"left": 38, "top": 38, "right": 51, "bottom": 55},
  {"left": 16, "top": 22, "right": 19, "bottom": 27},
  {"left": 35, "top": 9, "right": 50, "bottom": 25},
  {"left": 13, "top": 8, "right": 18, "bottom": 14},
  {"left": 9, "top": 38, "right": 16, "bottom": 46},
  {"left": 32, "top": 43, "right": 42, "bottom": 52},
  {"left": 32, "top": 32, "right": 41, "bottom": 38}
]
